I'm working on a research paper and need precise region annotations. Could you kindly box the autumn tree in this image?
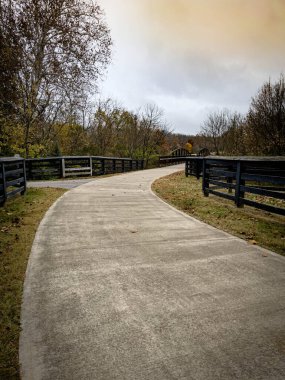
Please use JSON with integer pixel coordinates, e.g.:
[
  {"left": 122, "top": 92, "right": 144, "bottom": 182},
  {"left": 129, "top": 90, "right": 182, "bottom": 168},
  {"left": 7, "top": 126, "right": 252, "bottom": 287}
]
[
  {"left": 88, "top": 99, "right": 121, "bottom": 156},
  {"left": 246, "top": 75, "right": 285, "bottom": 155},
  {"left": 138, "top": 104, "right": 168, "bottom": 165},
  {"left": 87, "top": 101, "right": 168, "bottom": 165},
  {"left": 0, "top": 0, "right": 112, "bottom": 157}
]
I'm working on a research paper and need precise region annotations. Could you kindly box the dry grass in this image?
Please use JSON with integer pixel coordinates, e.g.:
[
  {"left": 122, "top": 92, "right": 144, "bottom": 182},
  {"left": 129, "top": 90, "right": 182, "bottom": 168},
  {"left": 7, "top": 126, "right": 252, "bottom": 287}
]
[
  {"left": 0, "top": 188, "right": 66, "bottom": 379},
  {"left": 152, "top": 171, "right": 285, "bottom": 256}
]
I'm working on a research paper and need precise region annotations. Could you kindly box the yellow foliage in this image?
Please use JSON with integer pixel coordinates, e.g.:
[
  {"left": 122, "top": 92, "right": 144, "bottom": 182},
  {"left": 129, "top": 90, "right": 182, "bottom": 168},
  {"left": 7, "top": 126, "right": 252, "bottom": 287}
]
[{"left": 185, "top": 142, "right": 193, "bottom": 153}]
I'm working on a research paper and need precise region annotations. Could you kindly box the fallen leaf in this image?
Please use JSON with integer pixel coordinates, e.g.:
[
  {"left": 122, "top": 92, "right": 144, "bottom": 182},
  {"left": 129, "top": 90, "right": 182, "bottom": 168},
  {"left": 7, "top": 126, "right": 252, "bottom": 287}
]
[{"left": 248, "top": 239, "right": 257, "bottom": 245}]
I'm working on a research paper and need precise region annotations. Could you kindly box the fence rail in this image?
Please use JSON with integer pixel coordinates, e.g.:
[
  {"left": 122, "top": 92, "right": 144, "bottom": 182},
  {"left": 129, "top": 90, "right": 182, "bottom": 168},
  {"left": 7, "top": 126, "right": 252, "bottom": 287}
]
[
  {"left": 0, "top": 158, "right": 26, "bottom": 206},
  {"left": 159, "top": 156, "right": 190, "bottom": 166},
  {"left": 159, "top": 148, "right": 193, "bottom": 166},
  {"left": 185, "top": 157, "right": 285, "bottom": 216},
  {"left": 26, "top": 156, "right": 144, "bottom": 180}
]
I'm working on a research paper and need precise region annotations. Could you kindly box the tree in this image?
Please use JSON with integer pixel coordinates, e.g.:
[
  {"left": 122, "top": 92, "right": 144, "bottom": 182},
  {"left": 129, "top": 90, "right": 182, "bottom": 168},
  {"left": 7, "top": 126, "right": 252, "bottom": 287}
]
[
  {"left": 246, "top": 75, "right": 285, "bottom": 155},
  {"left": 0, "top": 0, "right": 112, "bottom": 157},
  {"left": 138, "top": 104, "right": 169, "bottom": 165},
  {"left": 200, "top": 109, "right": 230, "bottom": 155},
  {"left": 222, "top": 112, "right": 246, "bottom": 155},
  {"left": 0, "top": 3, "right": 21, "bottom": 116},
  {"left": 185, "top": 139, "right": 193, "bottom": 153},
  {"left": 87, "top": 101, "right": 169, "bottom": 165},
  {"left": 88, "top": 99, "right": 121, "bottom": 156}
]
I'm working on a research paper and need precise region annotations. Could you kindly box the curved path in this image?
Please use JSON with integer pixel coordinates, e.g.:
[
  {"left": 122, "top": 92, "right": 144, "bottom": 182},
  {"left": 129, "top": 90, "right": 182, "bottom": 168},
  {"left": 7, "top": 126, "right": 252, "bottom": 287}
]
[
  {"left": 27, "top": 178, "right": 97, "bottom": 189},
  {"left": 20, "top": 165, "right": 285, "bottom": 380}
]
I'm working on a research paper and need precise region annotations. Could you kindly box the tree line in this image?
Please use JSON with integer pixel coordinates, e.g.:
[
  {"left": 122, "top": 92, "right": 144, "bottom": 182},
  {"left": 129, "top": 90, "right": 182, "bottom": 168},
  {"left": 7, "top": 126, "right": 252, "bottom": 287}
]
[
  {"left": 1, "top": 1, "right": 284, "bottom": 161},
  {"left": 198, "top": 75, "right": 285, "bottom": 156},
  {"left": 0, "top": 0, "right": 174, "bottom": 165}
]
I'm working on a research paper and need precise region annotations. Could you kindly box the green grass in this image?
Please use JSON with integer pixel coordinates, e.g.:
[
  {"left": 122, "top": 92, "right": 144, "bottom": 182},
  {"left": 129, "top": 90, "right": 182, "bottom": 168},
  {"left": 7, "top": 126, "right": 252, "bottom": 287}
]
[
  {"left": 0, "top": 188, "right": 66, "bottom": 379},
  {"left": 152, "top": 171, "right": 285, "bottom": 256}
]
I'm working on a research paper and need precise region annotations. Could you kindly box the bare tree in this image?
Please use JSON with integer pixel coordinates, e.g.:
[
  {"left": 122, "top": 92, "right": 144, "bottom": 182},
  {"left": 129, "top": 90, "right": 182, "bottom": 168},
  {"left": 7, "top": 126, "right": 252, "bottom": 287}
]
[
  {"left": 200, "top": 109, "right": 230, "bottom": 155},
  {"left": 246, "top": 75, "right": 285, "bottom": 155},
  {"left": 223, "top": 112, "right": 246, "bottom": 155},
  {"left": 0, "top": 0, "right": 112, "bottom": 156},
  {"left": 139, "top": 104, "right": 169, "bottom": 165}
]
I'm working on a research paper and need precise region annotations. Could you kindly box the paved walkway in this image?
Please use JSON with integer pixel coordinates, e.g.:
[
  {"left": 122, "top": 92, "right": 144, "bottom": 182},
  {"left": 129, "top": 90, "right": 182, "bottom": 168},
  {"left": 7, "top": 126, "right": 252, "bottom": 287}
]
[
  {"left": 20, "top": 165, "right": 285, "bottom": 380},
  {"left": 28, "top": 178, "right": 97, "bottom": 189}
]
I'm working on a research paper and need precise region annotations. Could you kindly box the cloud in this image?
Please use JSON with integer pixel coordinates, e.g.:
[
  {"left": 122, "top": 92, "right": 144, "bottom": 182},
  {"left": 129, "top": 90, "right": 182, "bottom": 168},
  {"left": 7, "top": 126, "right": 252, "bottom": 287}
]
[{"left": 99, "top": 0, "right": 285, "bottom": 134}]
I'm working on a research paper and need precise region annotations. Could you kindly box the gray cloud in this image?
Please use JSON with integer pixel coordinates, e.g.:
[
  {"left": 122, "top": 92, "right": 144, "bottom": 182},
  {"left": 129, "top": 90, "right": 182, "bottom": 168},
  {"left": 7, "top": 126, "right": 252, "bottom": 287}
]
[{"left": 99, "top": 0, "right": 285, "bottom": 134}]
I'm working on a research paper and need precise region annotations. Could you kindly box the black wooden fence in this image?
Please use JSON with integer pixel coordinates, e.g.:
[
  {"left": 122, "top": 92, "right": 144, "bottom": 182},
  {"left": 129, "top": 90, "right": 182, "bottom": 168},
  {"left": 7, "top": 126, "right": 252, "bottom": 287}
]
[
  {"left": 159, "top": 148, "right": 192, "bottom": 166},
  {"left": 26, "top": 156, "right": 144, "bottom": 180},
  {"left": 0, "top": 157, "right": 26, "bottom": 206},
  {"left": 0, "top": 155, "right": 144, "bottom": 205},
  {"left": 185, "top": 156, "right": 285, "bottom": 215}
]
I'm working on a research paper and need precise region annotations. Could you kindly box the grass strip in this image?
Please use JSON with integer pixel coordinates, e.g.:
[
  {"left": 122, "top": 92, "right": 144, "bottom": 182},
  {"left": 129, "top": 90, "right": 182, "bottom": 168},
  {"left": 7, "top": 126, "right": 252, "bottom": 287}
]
[
  {"left": 0, "top": 188, "right": 66, "bottom": 379},
  {"left": 152, "top": 171, "right": 285, "bottom": 256}
]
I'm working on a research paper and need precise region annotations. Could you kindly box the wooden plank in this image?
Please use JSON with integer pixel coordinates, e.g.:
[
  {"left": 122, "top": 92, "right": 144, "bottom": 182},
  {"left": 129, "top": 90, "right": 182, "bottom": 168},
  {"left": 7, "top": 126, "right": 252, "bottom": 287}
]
[
  {"left": 4, "top": 168, "right": 24, "bottom": 177},
  {"left": 64, "top": 167, "right": 91, "bottom": 172},
  {"left": 241, "top": 173, "right": 285, "bottom": 184},
  {"left": 207, "top": 169, "right": 236, "bottom": 178},
  {"left": 6, "top": 177, "right": 25, "bottom": 188},
  {"left": 242, "top": 198, "right": 285, "bottom": 216},
  {"left": 208, "top": 189, "right": 236, "bottom": 201},
  {"left": 209, "top": 179, "right": 235, "bottom": 189},
  {"left": 241, "top": 186, "right": 285, "bottom": 200},
  {"left": 6, "top": 186, "right": 25, "bottom": 198}
]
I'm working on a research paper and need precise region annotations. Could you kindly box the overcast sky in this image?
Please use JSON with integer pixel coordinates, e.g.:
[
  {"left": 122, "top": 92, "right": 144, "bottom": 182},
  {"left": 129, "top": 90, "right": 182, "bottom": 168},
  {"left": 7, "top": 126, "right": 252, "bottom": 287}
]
[{"left": 98, "top": 0, "right": 285, "bottom": 135}]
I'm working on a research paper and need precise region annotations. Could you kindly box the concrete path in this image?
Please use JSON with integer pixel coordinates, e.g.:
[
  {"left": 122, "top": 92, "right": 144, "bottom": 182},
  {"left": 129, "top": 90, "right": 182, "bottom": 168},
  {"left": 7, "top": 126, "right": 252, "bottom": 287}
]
[
  {"left": 28, "top": 178, "right": 97, "bottom": 189},
  {"left": 20, "top": 165, "right": 285, "bottom": 380}
]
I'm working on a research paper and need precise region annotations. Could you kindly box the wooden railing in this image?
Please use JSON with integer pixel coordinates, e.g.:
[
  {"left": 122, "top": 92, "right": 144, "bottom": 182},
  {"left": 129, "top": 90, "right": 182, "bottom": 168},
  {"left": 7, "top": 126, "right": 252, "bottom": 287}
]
[
  {"left": 185, "top": 157, "right": 285, "bottom": 216},
  {"left": 159, "top": 156, "right": 189, "bottom": 166},
  {"left": 0, "top": 157, "right": 26, "bottom": 206},
  {"left": 26, "top": 156, "right": 144, "bottom": 180},
  {"left": 185, "top": 157, "right": 203, "bottom": 179},
  {"left": 159, "top": 148, "right": 193, "bottom": 166}
]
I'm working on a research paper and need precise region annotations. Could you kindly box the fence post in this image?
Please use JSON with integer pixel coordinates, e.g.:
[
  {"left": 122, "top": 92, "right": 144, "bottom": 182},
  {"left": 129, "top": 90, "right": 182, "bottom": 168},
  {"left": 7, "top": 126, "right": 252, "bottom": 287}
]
[
  {"left": 89, "top": 157, "right": 93, "bottom": 176},
  {"left": 1, "top": 162, "right": 7, "bottom": 205},
  {"left": 21, "top": 159, "right": 27, "bottom": 195},
  {"left": 61, "top": 158, "right": 65, "bottom": 178},
  {"left": 202, "top": 159, "right": 209, "bottom": 196},
  {"left": 235, "top": 161, "right": 245, "bottom": 207},
  {"left": 122, "top": 159, "right": 125, "bottom": 173},
  {"left": 196, "top": 159, "right": 201, "bottom": 179},
  {"left": 27, "top": 160, "right": 33, "bottom": 180},
  {"left": 227, "top": 164, "right": 233, "bottom": 194},
  {"left": 100, "top": 159, "right": 105, "bottom": 174},
  {"left": 185, "top": 160, "right": 189, "bottom": 177},
  {"left": 112, "top": 159, "right": 116, "bottom": 173}
]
